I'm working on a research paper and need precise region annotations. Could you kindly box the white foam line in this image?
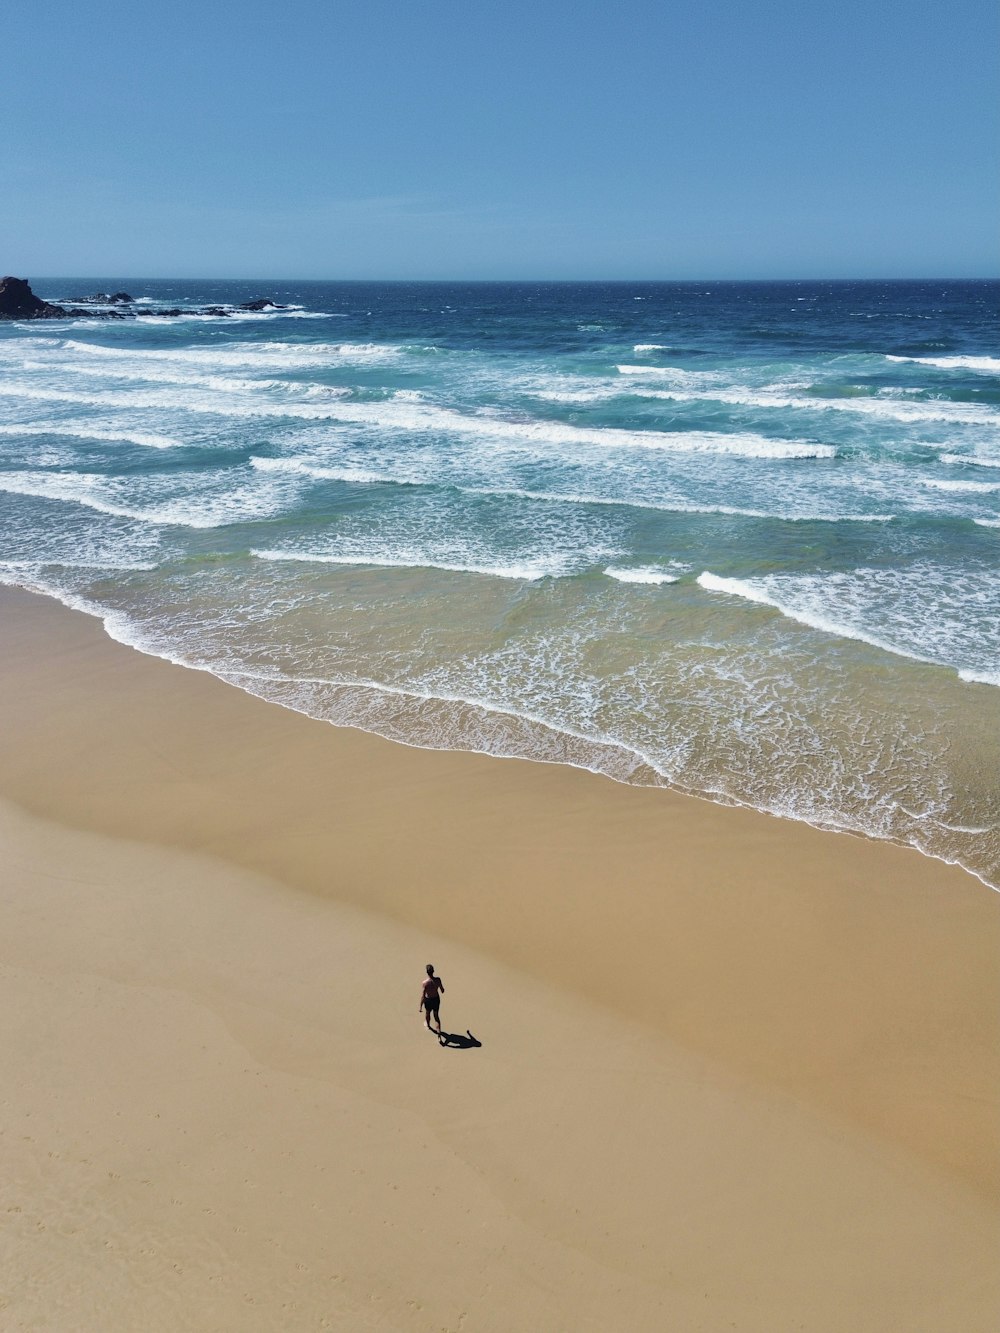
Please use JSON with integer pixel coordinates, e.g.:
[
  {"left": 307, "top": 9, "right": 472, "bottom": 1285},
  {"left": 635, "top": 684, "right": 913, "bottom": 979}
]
[
  {"left": 697, "top": 571, "right": 998, "bottom": 686},
  {"left": 464, "top": 485, "right": 891, "bottom": 523},
  {"left": 886, "top": 354, "right": 1000, "bottom": 374},
  {"left": 627, "top": 382, "right": 999, "bottom": 427},
  {"left": 15, "top": 355, "right": 358, "bottom": 403},
  {"left": 56, "top": 337, "right": 413, "bottom": 367},
  {"left": 0, "top": 556, "right": 160, "bottom": 573},
  {"left": 128, "top": 310, "right": 336, "bottom": 324},
  {"left": 0, "top": 382, "right": 358, "bottom": 423},
  {"left": 302, "top": 404, "right": 839, "bottom": 459},
  {"left": 0, "top": 335, "right": 62, "bottom": 349},
  {"left": 245, "top": 460, "right": 891, "bottom": 523},
  {"left": 959, "top": 665, "right": 1000, "bottom": 683},
  {"left": 605, "top": 566, "right": 681, "bottom": 585},
  {"left": 0, "top": 577, "right": 205, "bottom": 677},
  {"left": 245, "top": 460, "right": 893, "bottom": 523},
  {"left": 940, "top": 453, "right": 1000, "bottom": 470},
  {"left": 616, "top": 364, "right": 683, "bottom": 376},
  {"left": 0, "top": 382, "right": 837, "bottom": 458},
  {"left": 251, "top": 547, "right": 569, "bottom": 581},
  {"left": 525, "top": 385, "right": 621, "bottom": 405},
  {"left": 0, "top": 422, "right": 181, "bottom": 449},
  {"left": 0, "top": 469, "right": 301, "bottom": 530},
  {"left": 213, "top": 664, "right": 689, "bottom": 800},
  {"left": 0, "top": 473, "right": 151, "bottom": 523},
  {"left": 920, "top": 477, "right": 1000, "bottom": 493},
  {"left": 27, "top": 359, "right": 293, "bottom": 395},
  {"left": 250, "top": 457, "right": 388, "bottom": 485}
]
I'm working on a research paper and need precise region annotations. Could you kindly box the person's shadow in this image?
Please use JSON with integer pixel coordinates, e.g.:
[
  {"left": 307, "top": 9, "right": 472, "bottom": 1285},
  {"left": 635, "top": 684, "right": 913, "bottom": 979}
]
[{"left": 438, "top": 1029, "right": 482, "bottom": 1050}]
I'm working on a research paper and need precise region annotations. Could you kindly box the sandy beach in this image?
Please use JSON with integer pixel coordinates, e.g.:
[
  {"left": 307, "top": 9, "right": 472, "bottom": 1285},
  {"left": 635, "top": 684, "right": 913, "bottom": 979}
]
[{"left": 1, "top": 584, "right": 997, "bottom": 1331}]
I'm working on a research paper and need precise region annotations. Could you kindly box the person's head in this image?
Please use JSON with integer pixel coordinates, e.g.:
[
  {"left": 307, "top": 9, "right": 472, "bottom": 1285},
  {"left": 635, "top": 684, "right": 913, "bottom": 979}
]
[{"left": 426, "top": 963, "right": 435, "bottom": 976}]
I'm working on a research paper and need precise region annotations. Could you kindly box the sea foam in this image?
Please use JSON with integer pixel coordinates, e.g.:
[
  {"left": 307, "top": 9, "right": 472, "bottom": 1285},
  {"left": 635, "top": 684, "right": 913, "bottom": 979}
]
[
  {"left": 940, "top": 453, "right": 1000, "bottom": 470},
  {"left": 697, "top": 567, "right": 1000, "bottom": 685},
  {"left": 0, "top": 422, "right": 182, "bottom": 449},
  {"left": 605, "top": 566, "right": 681, "bottom": 585},
  {"left": 0, "top": 467, "right": 303, "bottom": 529},
  {"left": 886, "top": 355, "right": 1000, "bottom": 374},
  {"left": 252, "top": 547, "right": 572, "bottom": 582},
  {"left": 920, "top": 477, "right": 1000, "bottom": 493}
]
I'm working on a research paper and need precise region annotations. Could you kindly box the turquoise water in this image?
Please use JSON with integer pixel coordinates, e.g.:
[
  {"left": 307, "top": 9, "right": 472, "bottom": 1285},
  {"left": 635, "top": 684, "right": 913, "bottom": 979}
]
[{"left": 1, "top": 279, "right": 998, "bottom": 885}]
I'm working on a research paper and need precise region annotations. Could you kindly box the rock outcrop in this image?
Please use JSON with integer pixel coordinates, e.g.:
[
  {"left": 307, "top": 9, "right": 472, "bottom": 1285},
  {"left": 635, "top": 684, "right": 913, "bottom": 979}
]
[
  {"left": 1, "top": 276, "right": 289, "bottom": 321},
  {"left": 0, "top": 275, "right": 68, "bottom": 319},
  {"left": 66, "top": 290, "right": 136, "bottom": 305}
]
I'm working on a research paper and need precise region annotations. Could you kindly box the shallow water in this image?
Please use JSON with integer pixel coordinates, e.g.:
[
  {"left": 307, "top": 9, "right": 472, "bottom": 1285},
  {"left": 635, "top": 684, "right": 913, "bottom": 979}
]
[{"left": 1, "top": 279, "right": 997, "bottom": 885}]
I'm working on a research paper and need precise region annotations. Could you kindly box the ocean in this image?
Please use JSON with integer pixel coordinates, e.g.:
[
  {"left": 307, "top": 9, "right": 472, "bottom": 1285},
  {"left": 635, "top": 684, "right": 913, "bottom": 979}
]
[{"left": 1, "top": 278, "right": 997, "bottom": 887}]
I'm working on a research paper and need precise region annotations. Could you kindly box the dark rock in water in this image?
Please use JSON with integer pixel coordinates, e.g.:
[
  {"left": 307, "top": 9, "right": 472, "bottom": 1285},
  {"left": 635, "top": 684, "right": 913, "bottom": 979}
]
[
  {"left": 65, "top": 290, "right": 135, "bottom": 305},
  {"left": 0, "top": 275, "right": 68, "bottom": 320},
  {"left": 1, "top": 276, "right": 270, "bottom": 321}
]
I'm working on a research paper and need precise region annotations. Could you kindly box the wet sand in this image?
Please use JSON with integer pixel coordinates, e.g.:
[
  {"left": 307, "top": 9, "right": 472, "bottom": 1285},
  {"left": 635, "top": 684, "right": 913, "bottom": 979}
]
[{"left": 1, "top": 586, "right": 997, "bottom": 1331}]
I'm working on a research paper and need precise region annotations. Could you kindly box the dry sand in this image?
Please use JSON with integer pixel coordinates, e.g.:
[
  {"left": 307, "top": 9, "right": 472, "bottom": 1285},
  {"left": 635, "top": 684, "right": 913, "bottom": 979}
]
[{"left": 1, "top": 585, "right": 997, "bottom": 1331}]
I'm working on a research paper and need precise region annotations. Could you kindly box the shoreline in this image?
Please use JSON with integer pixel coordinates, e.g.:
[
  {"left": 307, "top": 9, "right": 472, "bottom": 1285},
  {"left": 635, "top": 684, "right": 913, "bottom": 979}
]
[
  {"left": 153, "top": 636, "right": 1000, "bottom": 897},
  {"left": 2, "top": 583, "right": 998, "bottom": 1328},
  {"left": 14, "top": 575, "right": 998, "bottom": 898}
]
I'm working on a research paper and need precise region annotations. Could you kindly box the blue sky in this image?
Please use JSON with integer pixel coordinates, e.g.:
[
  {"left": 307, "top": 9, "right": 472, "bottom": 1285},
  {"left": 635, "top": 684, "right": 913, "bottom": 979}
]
[{"left": 4, "top": 0, "right": 998, "bottom": 278}]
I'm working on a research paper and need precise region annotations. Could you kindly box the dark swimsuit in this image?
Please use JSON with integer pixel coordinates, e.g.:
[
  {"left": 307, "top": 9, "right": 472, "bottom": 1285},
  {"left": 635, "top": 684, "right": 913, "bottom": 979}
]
[{"left": 422, "top": 978, "right": 442, "bottom": 1015}]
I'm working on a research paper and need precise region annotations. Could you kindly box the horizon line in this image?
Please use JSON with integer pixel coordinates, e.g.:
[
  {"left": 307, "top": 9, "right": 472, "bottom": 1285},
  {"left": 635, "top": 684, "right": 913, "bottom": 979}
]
[{"left": 21, "top": 273, "right": 1000, "bottom": 285}]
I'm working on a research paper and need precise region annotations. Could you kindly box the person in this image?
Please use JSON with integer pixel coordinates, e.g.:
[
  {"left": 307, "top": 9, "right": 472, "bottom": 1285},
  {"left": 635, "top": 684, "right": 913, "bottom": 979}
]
[{"left": 420, "top": 963, "right": 444, "bottom": 1033}]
